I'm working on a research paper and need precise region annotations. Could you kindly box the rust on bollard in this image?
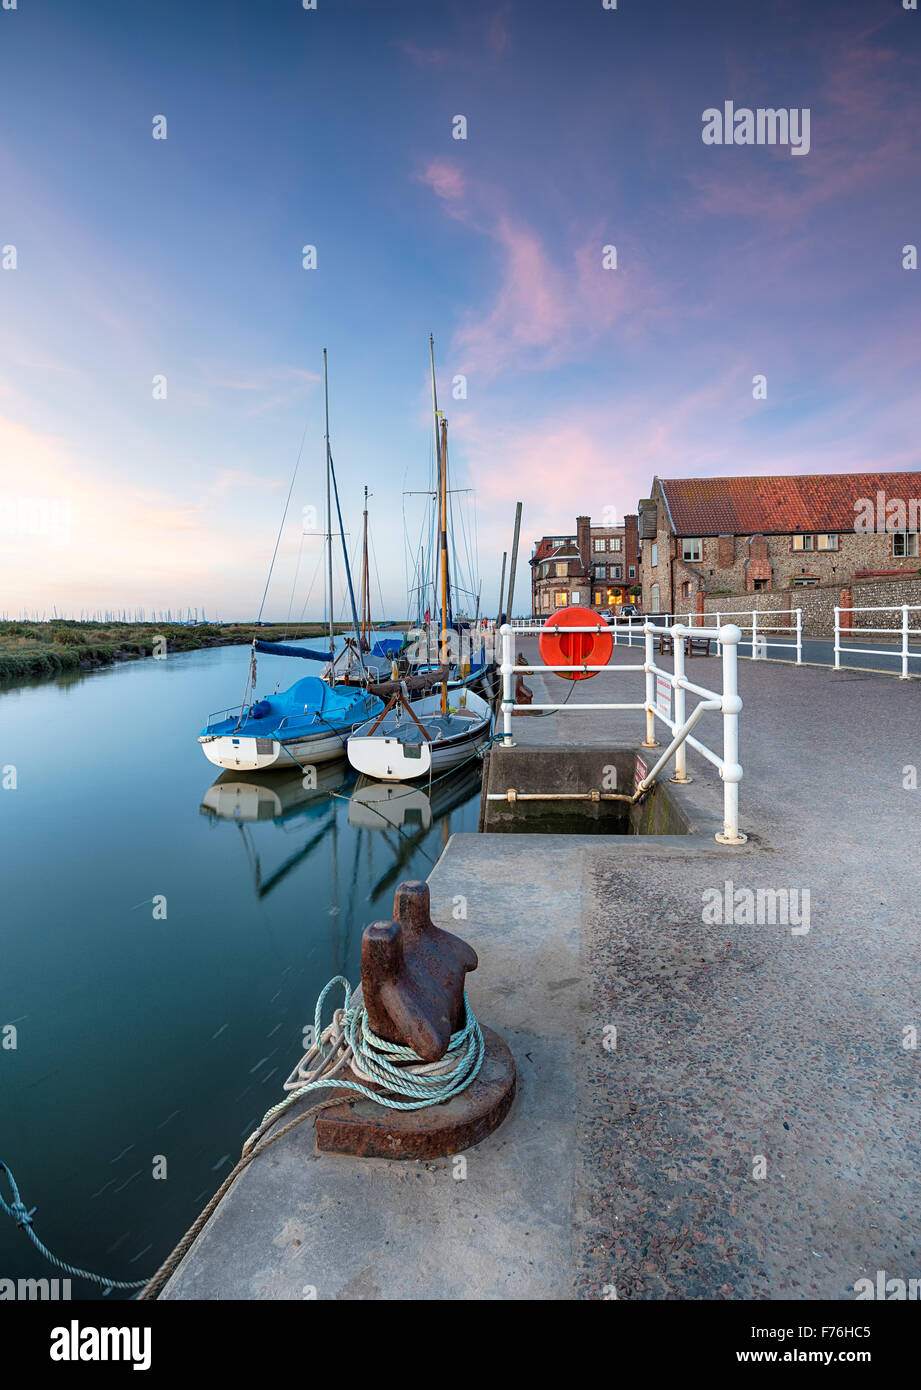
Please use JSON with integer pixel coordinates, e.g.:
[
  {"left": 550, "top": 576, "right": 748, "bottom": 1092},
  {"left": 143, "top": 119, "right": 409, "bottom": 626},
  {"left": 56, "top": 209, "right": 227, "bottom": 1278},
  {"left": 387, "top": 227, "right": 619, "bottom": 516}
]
[
  {"left": 362, "top": 880, "right": 477, "bottom": 1062},
  {"left": 314, "top": 880, "right": 517, "bottom": 1159}
]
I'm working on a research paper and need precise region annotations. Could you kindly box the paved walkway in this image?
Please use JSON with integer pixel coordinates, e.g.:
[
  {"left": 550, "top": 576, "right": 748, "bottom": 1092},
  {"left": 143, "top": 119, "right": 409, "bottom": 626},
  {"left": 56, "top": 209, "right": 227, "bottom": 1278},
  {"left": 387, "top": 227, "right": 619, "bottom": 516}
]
[{"left": 163, "top": 647, "right": 921, "bottom": 1299}]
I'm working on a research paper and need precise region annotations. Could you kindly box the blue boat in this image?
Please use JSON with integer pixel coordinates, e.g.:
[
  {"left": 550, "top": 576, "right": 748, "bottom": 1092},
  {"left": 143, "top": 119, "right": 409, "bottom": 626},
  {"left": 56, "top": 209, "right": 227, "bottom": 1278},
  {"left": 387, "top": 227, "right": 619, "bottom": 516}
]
[{"left": 199, "top": 674, "right": 384, "bottom": 772}]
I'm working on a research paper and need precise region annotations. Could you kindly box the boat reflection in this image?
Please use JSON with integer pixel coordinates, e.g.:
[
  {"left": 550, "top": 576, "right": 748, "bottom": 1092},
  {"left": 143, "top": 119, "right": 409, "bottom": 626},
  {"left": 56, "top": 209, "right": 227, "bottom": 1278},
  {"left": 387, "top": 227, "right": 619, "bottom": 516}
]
[
  {"left": 197, "top": 759, "right": 482, "bottom": 908},
  {"left": 199, "top": 760, "right": 350, "bottom": 824}
]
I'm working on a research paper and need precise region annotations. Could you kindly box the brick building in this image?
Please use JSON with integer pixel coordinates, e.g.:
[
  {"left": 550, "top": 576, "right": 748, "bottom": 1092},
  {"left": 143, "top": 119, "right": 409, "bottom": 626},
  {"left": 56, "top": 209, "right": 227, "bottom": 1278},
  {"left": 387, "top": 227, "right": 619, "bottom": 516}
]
[
  {"left": 638, "top": 472, "right": 921, "bottom": 615},
  {"left": 530, "top": 514, "right": 641, "bottom": 617}
]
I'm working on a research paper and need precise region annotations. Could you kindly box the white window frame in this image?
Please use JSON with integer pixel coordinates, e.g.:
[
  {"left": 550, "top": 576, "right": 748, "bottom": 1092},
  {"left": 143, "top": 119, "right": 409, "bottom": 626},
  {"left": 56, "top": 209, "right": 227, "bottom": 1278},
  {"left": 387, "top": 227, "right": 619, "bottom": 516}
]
[
  {"left": 893, "top": 531, "right": 920, "bottom": 557},
  {"left": 816, "top": 533, "right": 838, "bottom": 551},
  {"left": 592, "top": 538, "right": 607, "bottom": 552},
  {"left": 682, "top": 538, "right": 702, "bottom": 562},
  {"left": 651, "top": 543, "right": 658, "bottom": 566},
  {"left": 792, "top": 534, "right": 815, "bottom": 551}
]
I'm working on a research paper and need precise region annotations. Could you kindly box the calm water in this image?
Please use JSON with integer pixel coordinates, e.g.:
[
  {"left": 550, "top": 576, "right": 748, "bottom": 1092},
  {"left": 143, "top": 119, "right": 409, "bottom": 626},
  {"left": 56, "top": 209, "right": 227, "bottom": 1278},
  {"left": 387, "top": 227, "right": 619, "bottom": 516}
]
[{"left": 0, "top": 641, "right": 480, "bottom": 1298}]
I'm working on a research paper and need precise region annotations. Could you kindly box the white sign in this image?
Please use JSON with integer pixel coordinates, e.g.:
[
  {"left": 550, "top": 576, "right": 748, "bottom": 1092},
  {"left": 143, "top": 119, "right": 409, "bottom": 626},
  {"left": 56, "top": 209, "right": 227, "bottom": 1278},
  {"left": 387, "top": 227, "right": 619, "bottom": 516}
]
[{"left": 655, "top": 674, "right": 672, "bottom": 720}]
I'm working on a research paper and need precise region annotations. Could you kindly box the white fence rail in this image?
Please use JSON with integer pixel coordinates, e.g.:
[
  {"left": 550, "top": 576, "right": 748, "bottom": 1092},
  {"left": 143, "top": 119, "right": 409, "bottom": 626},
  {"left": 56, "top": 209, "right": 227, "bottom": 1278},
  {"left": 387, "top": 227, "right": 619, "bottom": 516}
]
[
  {"left": 674, "top": 608, "right": 803, "bottom": 663},
  {"left": 834, "top": 604, "right": 921, "bottom": 680},
  {"left": 499, "top": 620, "right": 746, "bottom": 844}
]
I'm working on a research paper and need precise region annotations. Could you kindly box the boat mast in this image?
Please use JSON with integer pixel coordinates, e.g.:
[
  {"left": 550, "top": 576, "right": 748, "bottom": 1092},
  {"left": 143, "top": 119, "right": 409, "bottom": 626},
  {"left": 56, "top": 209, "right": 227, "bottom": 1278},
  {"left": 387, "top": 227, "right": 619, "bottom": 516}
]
[
  {"left": 429, "top": 332, "right": 442, "bottom": 652},
  {"left": 440, "top": 415, "right": 450, "bottom": 716},
  {"left": 360, "top": 484, "right": 370, "bottom": 649},
  {"left": 323, "top": 348, "right": 334, "bottom": 683}
]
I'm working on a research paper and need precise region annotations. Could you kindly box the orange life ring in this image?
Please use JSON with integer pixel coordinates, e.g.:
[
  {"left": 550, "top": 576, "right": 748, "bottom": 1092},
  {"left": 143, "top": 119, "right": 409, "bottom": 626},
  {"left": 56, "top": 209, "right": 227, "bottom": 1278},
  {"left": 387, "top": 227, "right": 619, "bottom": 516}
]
[{"left": 539, "top": 606, "right": 613, "bottom": 681}]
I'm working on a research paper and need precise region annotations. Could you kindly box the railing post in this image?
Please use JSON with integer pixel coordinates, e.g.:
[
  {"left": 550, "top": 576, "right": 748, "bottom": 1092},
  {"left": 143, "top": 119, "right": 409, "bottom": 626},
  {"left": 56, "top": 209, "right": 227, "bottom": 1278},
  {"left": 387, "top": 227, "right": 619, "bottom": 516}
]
[
  {"left": 751, "top": 608, "right": 759, "bottom": 659},
  {"left": 670, "top": 624, "right": 691, "bottom": 783},
  {"left": 834, "top": 606, "right": 841, "bottom": 670},
  {"left": 715, "top": 624, "right": 746, "bottom": 844},
  {"left": 499, "top": 623, "right": 515, "bottom": 745},
  {"left": 642, "top": 622, "right": 659, "bottom": 747},
  {"left": 716, "top": 611, "right": 722, "bottom": 656},
  {"left": 901, "top": 604, "right": 910, "bottom": 680},
  {"left": 795, "top": 608, "right": 802, "bottom": 665}
]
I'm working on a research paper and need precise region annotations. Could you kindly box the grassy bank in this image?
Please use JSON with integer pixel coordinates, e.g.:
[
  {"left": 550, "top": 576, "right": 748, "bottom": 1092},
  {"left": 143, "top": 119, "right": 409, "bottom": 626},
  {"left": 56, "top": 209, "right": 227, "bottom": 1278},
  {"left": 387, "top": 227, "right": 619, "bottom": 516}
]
[{"left": 0, "top": 620, "right": 360, "bottom": 685}]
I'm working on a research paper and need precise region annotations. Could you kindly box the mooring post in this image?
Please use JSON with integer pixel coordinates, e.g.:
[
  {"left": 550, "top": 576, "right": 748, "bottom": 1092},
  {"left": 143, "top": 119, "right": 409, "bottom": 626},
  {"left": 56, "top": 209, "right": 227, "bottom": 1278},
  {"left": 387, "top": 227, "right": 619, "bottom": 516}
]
[{"left": 715, "top": 624, "right": 746, "bottom": 845}]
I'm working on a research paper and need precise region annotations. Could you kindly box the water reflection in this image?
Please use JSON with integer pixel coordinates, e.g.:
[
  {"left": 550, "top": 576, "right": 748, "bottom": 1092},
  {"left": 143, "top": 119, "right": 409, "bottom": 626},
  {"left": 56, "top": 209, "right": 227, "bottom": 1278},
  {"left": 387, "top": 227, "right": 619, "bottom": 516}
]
[{"left": 197, "top": 758, "right": 482, "bottom": 904}]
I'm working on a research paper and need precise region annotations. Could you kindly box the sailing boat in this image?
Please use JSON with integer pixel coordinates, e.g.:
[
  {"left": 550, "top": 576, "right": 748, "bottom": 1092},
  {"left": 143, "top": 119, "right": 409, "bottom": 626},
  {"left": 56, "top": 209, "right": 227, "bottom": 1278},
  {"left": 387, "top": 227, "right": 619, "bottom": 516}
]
[
  {"left": 346, "top": 338, "right": 492, "bottom": 783},
  {"left": 197, "top": 351, "right": 385, "bottom": 773}
]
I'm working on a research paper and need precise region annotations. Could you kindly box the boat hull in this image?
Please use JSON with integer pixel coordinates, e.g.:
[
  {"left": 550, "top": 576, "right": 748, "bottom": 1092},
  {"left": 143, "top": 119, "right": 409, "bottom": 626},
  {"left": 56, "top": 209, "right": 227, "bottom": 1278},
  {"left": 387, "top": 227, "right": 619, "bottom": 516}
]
[
  {"left": 346, "top": 690, "right": 492, "bottom": 783},
  {"left": 199, "top": 728, "right": 351, "bottom": 772}
]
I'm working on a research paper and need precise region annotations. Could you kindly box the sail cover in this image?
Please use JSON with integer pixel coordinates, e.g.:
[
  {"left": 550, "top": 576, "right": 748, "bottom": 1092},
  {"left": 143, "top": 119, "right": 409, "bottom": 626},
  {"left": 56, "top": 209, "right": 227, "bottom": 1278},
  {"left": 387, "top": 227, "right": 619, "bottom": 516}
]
[{"left": 254, "top": 640, "right": 334, "bottom": 662}]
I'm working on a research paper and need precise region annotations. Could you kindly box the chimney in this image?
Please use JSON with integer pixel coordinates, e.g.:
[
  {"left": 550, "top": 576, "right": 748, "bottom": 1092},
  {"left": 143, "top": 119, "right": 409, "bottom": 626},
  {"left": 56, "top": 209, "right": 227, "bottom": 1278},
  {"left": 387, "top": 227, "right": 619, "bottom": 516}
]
[
  {"left": 624, "top": 513, "right": 639, "bottom": 567},
  {"left": 576, "top": 515, "right": 591, "bottom": 572}
]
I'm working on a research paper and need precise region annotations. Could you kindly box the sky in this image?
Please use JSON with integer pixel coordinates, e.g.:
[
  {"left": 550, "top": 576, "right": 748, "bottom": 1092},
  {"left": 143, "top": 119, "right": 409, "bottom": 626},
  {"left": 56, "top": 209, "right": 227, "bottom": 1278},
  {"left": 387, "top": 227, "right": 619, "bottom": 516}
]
[{"left": 0, "top": 0, "right": 919, "bottom": 620}]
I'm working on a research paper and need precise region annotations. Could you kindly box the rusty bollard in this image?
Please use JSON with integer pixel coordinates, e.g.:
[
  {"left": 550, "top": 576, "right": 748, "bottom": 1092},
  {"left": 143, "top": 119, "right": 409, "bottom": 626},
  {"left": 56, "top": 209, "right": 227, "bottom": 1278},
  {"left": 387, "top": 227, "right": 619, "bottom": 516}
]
[{"left": 315, "top": 881, "right": 517, "bottom": 1159}]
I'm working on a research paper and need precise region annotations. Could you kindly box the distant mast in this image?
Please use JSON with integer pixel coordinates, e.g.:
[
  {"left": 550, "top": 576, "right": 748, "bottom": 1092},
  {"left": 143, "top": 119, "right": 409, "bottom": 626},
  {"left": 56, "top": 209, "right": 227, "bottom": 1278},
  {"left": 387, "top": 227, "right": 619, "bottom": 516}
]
[
  {"left": 360, "top": 484, "right": 371, "bottom": 650},
  {"left": 323, "top": 348, "right": 334, "bottom": 681}
]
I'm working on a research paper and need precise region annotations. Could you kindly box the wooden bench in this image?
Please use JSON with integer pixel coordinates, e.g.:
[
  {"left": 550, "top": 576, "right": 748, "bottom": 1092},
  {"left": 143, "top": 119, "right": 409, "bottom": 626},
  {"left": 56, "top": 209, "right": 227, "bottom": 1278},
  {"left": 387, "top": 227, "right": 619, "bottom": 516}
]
[{"left": 658, "top": 633, "right": 713, "bottom": 657}]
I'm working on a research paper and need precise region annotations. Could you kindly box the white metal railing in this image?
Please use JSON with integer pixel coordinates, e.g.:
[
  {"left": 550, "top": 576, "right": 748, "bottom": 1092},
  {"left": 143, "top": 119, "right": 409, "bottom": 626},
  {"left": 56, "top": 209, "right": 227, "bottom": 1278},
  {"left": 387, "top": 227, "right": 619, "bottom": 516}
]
[
  {"left": 834, "top": 604, "right": 921, "bottom": 680},
  {"left": 675, "top": 608, "right": 803, "bottom": 664},
  {"left": 498, "top": 620, "right": 746, "bottom": 844}
]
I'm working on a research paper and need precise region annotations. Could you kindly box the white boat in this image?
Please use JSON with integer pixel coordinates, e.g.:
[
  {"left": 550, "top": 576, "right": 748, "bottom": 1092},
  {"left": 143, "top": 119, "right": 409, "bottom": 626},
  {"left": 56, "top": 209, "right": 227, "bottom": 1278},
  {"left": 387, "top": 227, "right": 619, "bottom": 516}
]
[{"left": 347, "top": 687, "right": 492, "bottom": 782}]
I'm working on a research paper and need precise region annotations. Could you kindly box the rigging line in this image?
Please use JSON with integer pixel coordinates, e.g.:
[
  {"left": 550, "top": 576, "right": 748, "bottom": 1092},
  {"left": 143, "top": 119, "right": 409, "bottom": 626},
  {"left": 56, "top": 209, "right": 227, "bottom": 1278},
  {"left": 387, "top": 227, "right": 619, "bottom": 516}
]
[
  {"left": 296, "top": 547, "right": 327, "bottom": 630},
  {"left": 368, "top": 526, "right": 386, "bottom": 628},
  {"left": 327, "top": 444, "right": 366, "bottom": 671},
  {"left": 286, "top": 530, "right": 307, "bottom": 628},
  {"left": 256, "top": 415, "right": 311, "bottom": 627}
]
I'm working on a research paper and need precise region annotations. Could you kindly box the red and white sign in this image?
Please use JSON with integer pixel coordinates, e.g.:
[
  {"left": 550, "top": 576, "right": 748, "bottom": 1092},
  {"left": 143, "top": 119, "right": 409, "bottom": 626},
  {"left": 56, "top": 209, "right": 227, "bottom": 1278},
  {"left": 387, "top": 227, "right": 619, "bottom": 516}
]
[
  {"left": 655, "top": 674, "right": 672, "bottom": 720},
  {"left": 634, "top": 755, "right": 647, "bottom": 791}
]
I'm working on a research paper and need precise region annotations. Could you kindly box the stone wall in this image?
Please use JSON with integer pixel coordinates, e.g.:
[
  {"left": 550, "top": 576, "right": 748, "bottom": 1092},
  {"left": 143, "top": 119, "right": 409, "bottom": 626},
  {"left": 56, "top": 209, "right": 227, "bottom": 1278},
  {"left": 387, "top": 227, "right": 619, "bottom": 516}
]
[{"left": 693, "top": 574, "right": 921, "bottom": 635}]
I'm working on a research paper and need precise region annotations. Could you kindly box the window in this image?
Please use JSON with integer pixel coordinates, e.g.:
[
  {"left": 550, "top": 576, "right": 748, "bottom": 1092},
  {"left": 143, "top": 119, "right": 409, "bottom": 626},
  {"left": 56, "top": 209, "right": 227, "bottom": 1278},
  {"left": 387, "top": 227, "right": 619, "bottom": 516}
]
[
  {"left": 651, "top": 543, "right": 658, "bottom": 566},
  {"left": 628, "top": 565, "right": 636, "bottom": 579},
  {"left": 612, "top": 565, "right": 622, "bottom": 579},
  {"left": 594, "top": 590, "right": 602, "bottom": 605},
  {"left": 681, "top": 580, "right": 692, "bottom": 600},
  {"left": 793, "top": 576, "right": 819, "bottom": 586},
  {"left": 753, "top": 579, "right": 769, "bottom": 591},
  {"left": 596, "top": 565, "right": 606, "bottom": 579},
  {"left": 554, "top": 591, "right": 568, "bottom": 606},
  {"left": 682, "top": 539, "right": 702, "bottom": 561},
  {"left": 593, "top": 538, "right": 606, "bottom": 552},
  {"left": 792, "top": 534, "right": 814, "bottom": 550},
  {"left": 816, "top": 534, "right": 838, "bottom": 550},
  {"left": 650, "top": 582, "right": 660, "bottom": 612},
  {"left": 893, "top": 532, "right": 920, "bottom": 557},
  {"left": 554, "top": 561, "right": 568, "bottom": 577},
  {"left": 610, "top": 537, "right": 622, "bottom": 552}
]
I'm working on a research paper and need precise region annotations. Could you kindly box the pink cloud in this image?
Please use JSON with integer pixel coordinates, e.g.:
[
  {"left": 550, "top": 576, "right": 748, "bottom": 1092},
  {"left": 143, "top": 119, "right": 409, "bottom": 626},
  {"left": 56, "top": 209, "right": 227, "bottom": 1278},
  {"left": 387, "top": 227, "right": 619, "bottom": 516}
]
[
  {"left": 417, "top": 160, "right": 467, "bottom": 205},
  {"left": 418, "top": 162, "right": 659, "bottom": 377}
]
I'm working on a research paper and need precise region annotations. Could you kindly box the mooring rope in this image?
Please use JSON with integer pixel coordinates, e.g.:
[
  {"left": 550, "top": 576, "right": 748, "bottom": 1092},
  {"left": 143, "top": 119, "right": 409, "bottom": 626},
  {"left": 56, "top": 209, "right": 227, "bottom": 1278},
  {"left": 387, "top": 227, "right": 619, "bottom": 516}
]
[
  {"left": 0, "top": 1161, "right": 148, "bottom": 1293},
  {"left": 251, "top": 975, "right": 484, "bottom": 1139},
  {"left": 136, "top": 976, "right": 484, "bottom": 1301}
]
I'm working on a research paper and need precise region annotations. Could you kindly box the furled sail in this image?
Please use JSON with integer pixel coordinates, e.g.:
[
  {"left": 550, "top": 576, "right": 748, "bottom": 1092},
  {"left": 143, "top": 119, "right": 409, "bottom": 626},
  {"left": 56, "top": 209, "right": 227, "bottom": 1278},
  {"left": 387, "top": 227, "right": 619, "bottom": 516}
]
[{"left": 254, "top": 640, "right": 334, "bottom": 662}]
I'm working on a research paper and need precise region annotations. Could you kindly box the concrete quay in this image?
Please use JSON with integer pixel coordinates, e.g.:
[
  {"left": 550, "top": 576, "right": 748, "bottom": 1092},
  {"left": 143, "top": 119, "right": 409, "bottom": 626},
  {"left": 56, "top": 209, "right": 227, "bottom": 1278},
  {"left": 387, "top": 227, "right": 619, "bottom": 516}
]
[{"left": 162, "top": 641, "right": 921, "bottom": 1299}]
